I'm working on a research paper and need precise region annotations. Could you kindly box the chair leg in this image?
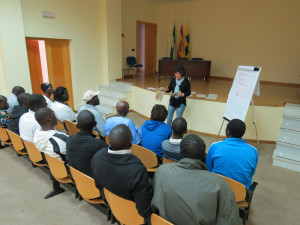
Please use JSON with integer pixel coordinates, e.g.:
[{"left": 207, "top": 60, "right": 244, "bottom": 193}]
[{"left": 44, "top": 175, "right": 65, "bottom": 199}]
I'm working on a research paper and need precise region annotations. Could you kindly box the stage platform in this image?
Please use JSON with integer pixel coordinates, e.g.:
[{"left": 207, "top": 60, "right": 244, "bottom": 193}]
[{"left": 118, "top": 73, "right": 300, "bottom": 143}]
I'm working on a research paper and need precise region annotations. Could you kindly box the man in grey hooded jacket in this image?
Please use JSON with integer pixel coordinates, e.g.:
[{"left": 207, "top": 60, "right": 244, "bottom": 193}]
[{"left": 151, "top": 134, "right": 242, "bottom": 225}]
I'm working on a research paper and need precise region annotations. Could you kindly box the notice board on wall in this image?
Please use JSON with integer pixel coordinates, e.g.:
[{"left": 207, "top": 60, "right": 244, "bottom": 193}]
[{"left": 224, "top": 65, "right": 261, "bottom": 121}]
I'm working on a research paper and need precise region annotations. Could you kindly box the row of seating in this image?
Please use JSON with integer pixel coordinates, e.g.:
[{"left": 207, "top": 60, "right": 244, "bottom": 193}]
[{"left": 0, "top": 126, "right": 173, "bottom": 225}]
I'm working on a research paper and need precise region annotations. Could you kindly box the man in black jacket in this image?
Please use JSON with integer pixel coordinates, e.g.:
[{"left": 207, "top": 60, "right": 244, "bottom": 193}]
[
  {"left": 66, "top": 110, "right": 107, "bottom": 177},
  {"left": 91, "top": 124, "right": 152, "bottom": 219}
]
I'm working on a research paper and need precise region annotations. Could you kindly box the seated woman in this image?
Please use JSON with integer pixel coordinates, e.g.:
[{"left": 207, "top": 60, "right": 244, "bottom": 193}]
[
  {"left": 141, "top": 104, "right": 172, "bottom": 160},
  {"left": 50, "top": 86, "right": 76, "bottom": 122}
]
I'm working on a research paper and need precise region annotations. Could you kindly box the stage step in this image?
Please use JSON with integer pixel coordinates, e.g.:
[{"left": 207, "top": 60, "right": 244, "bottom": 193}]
[{"left": 272, "top": 103, "right": 300, "bottom": 172}]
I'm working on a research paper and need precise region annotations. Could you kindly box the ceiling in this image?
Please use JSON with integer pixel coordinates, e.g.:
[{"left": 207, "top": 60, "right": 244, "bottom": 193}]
[{"left": 146, "top": 0, "right": 198, "bottom": 3}]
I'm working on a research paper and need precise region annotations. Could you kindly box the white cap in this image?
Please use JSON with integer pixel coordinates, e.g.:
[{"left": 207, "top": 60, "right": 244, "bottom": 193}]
[{"left": 83, "top": 90, "right": 100, "bottom": 102}]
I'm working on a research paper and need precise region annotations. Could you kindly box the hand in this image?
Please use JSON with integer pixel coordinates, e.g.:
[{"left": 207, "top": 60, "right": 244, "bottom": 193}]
[
  {"left": 163, "top": 88, "right": 169, "bottom": 92},
  {"left": 180, "top": 93, "right": 185, "bottom": 97}
]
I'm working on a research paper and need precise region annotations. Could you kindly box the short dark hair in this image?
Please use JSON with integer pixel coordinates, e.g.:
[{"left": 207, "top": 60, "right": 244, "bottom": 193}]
[
  {"left": 54, "top": 86, "right": 67, "bottom": 102},
  {"left": 180, "top": 134, "right": 206, "bottom": 160},
  {"left": 77, "top": 110, "right": 96, "bottom": 132},
  {"left": 109, "top": 124, "right": 132, "bottom": 150},
  {"left": 226, "top": 119, "right": 246, "bottom": 138},
  {"left": 12, "top": 86, "right": 25, "bottom": 96},
  {"left": 35, "top": 107, "right": 53, "bottom": 126},
  {"left": 172, "top": 117, "right": 187, "bottom": 136},
  {"left": 174, "top": 65, "right": 186, "bottom": 76},
  {"left": 150, "top": 104, "right": 168, "bottom": 122},
  {"left": 17, "top": 93, "right": 30, "bottom": 105},
  {"left": 27, "top": 94, "right": 45, "bottom": 111}
]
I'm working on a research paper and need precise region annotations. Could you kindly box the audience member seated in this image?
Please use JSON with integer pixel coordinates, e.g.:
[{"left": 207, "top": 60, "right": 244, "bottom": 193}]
[
  {"left": 91, "top": 124, "right": 152, "bottom": 218},
  {"left": 8, "top": 93, "right": 29, "bottom": 134},
  {"left": 206, "top": 119, "right": 258, "bottom": 189},
  {"left": 78, "top": 90, "right": 105, "bottom": 137},
  {"left": 51, "top": 86, "right": 76, "bottom": 122},
  {"left": 152, "top": 134, "right": 241, "bottom": 225},
  {"left": 0, "top": 95, "right": 10, "bottom": 127},
  {"left": 19, "top": 94, "right": 47, "bottom": 142},
  {"left": 7, "top": 86, "right": 25, "bottom": 114},
  {"left": 104, "top": 101, "right": 141, "bottom": 145},
  {"left": 141, "top": 104, "right": 172, "bottom": 159},
  {"left": 41, "top": 83, "right": 54, "bottom": 107},
  {"left": 34, "top": 107, "right": 68, "bottom": 161},
  {"left": 162, "top": 117, "right": 187, "bottom": 161},
  {"left": 66, "top": 110, "right": 107, "bottom": 176}
]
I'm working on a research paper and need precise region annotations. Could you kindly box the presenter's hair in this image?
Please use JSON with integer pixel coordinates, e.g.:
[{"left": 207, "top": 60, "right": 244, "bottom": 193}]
[
  {"left": 54, "top": 86, "right": 67, "bottom": 102},
  {"left": 226, "top": 119, "right": 246, "bottom": 138},
  {"left": 150, "top": 104, "right": 168, "bottom": 122},
  {"left": 180, "top": 134, "right": 206, "bottom": 160},
  {"left": 174, "top": 65, "right": 186, "bottom": 76}
]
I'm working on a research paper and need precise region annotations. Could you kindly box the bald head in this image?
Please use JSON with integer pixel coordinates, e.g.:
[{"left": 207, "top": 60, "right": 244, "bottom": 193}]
[
  {"left": 109, "top": 124, "right": 132, "bottom": 150},
  {"left": 116, "top": 101, "right": 129, "bottom": 117},
  {"left": 12, "top": 86, "right": 25, "bottom": 96},
  {"left": 77, "top": 110, "right": 96, "bottom": 133},
  {"left": 0, "top": 95, "right": 9, "bottom": 110},
  {"left": 35, "top": 107, "right": 57, "bottom": 129}
]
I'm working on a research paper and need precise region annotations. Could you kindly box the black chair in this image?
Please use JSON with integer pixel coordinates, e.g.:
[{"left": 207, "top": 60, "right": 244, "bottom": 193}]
[
  {"left": 177, "top": 57, "right": 188, "bottom": 60},
  {"left": 162, "top": 57, "right": 172, "bottom": 60},
  {"left": 126, "top": 56, "right": 143, "bottom": 78},
  {"left": 192, "top": 58, "right": 204, "bottom": 60}
]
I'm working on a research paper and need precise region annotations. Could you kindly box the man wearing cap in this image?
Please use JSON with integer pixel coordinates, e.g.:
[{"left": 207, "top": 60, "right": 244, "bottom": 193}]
[
  {"left": 78, "top": 90, "right": 105, "bottom": 137},
  {"left": 41, "top": 83, "right": 54, "bottom": 107}
]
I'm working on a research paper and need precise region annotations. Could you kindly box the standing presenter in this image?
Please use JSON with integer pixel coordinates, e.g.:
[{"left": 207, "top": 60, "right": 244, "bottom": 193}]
[{"left": 164, "top": 65, "right": 191, "bottom": 126}]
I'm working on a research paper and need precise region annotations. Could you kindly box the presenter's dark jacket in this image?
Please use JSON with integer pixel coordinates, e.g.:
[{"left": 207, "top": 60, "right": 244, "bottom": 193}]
[
  {"left": 167, "top": 78, "right": 191, "bottom": 108},
  {"left": 91, "top": 148, "right": 153, "bottom": 218}
]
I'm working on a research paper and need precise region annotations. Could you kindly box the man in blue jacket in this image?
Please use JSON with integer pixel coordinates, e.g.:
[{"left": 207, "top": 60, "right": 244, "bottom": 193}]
[{"left": 206, "top": 119, "right": 259, "bottom": 189}]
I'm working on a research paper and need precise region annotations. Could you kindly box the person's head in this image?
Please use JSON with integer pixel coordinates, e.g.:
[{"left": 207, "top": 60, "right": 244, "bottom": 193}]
[
  {"left": 27, "top": 94, "right": 47, "bottom": 112},
  {"left": 226, "top": 119, "right": 246, "bottom": 138},
  {"left": 77, "top": 110, "right": 96, "bottom": 133},
  {"left": 83, "top": 90, "right": 100, "bottom": 106},
  {"left": 35, "top": 107, "right": 57, "bottom": 129},
  {"left": 54, "top": 87, "right": 69, "bottom": 102},
  {"left": 17, "top": 93, "right": 30, "bottom": 109},
  {"left": 171, "top": 117, "right": 187, "bottom": 138},
  {"left": 116, "top": 101, "right": 129, "bottom": 117},
  {"left": 180, "top": 134, "right": 206, "bottom": 161},
  {"left": 109, "top": 124, "right": 132, "bottom": 150},
  {"left": 150, "top": 104, "right": 168, "bottom": 122},
  {"left": 0, "top": 95, "right": 9, "bottom": 110},
  {"left": 12, "top": 86, "right": 25, "bottom": 96},
  {"left": 41, "top": 83, "right": 54, "bottom": 96},
  {"left": 174, "top": 65, "right": 186, "bottom": 80}
]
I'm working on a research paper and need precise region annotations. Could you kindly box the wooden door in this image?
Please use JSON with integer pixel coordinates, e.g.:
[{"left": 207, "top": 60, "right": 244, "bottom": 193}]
[
  {"left": 45, "top": 39, "right": 74, "bottom": 109},
  {"left": 26, "top": 40, "right": 43, "bottom": 94},
  {"left": 145, "top": 23, "right": 157, "bottom": 75}
]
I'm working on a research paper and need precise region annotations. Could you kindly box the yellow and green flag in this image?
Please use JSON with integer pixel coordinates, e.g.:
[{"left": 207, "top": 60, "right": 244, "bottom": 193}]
[{"left": 184, "top": 23, "right": 190, "bottom": 59}]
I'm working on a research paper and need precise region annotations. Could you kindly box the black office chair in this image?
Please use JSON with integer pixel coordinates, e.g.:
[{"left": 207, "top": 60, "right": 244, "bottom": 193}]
[
  {"left": 126, "top": 56, "right": 143, "bottom": 78},
  {"left": 162, "top": 57, "right": 172, "bottom": 60},
  {"left": 192, "top": 58, "right": 204, "bottom": 60},
  {"left": 177, "top": 57, "right": 188, "bottom": 60}
]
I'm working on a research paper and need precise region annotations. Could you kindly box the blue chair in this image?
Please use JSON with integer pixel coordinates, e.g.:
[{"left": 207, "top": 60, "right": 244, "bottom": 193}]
[
  {"left": 192, "top": 58, "right": 204, "bottom": 60},
  {"left": 126, "top": 57, "right": 143, "bottom": 78}
]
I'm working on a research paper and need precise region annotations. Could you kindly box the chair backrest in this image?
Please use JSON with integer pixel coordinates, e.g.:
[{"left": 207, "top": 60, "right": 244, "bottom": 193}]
[
  {"left": 92, "top": 131, "right": 100, "bottom": 139},
  {"left": 55, "top": 120, "right": 65, "bottom": 132},
  {"left": 105, "top": 135, "right": 110, "bottom": 145},
  {"left": 6, "top": 129, "right": 25, "bottom": 152},
  {"left": 151, "top": 214, "right": 174, "bottom": 225},
  {"left": 44, "top": 153, "right": 69, "bottom": 179},
  {"left": 103, "top": 188, "right": 144, "bottom": 225},
  {"left": 65, "top": 120, "right": 79, "bottom": 135},
  {"left": 70, "top": 166, "right": 101, "bottom": 200},
  {"left": 162, "top": 157, "right": 177, "bottom": 164},
  {"left": 216, "top": 174, "right": 247, "bottom": 202},
  {"left": 22, "top": 139, "right": 44, "bottom": 163},
  {"left": 127, "top": 56, "right": 137, "bottom": 66},
  {"left": 131, "top": 144, "right": 158, "bottom": 169},
  {"left": 0, "top": 127, "right": 10, "bottom": 143}
]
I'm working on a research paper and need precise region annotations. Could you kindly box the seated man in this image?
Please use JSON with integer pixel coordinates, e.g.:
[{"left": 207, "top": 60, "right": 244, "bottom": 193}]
[
  {"left": 41, "top": 82, "right": 54, "bottom": 107},
  {"left": 91, "top": 124, "right": 152, "bottom": 219},
  {"left": 206, "top": 119, "right": 258, "bottom": 189},
  {"left": 19, "top": 94, "right": 47, "bottom": 142},
  {"left": 162, "top": 117, "right": 187, "bottom": 161},
  {"left": 152, "top": 134, "right": 241, "bottom": 225},
  {"left": 142, "top": 104, "right": 172, "bottom": 158},
  {"left": 104, "top": 101, "right": 141, "bottom": 145},
  {"left": 66, "top": 110, "right": 108, "bottom": 177},
  {"left": 7, "top": 86, "right": 25, "bottom": 114},
  {"left": 78, "top": 90, "right": 105, "bottom": 137},
  {"left": 34, "top": 107, "right": 68, "bottom": 161},
  {"left": 0, "top": 95, "right": 10, "bottom": 127},
  {"left": 8, "top": 93, "right": 29, "bottom": 135},
  {"left": 51, "top": 86, "right": 76, "bottom": 122}
]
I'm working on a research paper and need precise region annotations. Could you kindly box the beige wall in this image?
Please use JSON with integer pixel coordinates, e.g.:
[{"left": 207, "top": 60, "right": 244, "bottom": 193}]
[{"left": 156, "top": 0, "right": 300, "bottom": 84}]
